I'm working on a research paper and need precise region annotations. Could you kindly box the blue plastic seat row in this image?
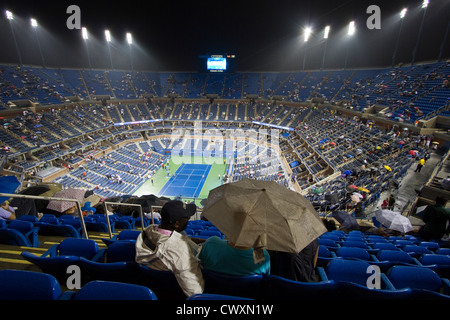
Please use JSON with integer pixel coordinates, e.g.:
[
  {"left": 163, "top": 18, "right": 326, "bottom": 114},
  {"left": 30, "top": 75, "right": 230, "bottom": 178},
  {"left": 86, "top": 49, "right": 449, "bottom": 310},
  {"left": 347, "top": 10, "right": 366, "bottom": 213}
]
[
  {"left": 0, "top": 269, "right": 158, "bottom": 300},
  {"left": 0, "top": 220, "right": 40, "bottom": 247}
]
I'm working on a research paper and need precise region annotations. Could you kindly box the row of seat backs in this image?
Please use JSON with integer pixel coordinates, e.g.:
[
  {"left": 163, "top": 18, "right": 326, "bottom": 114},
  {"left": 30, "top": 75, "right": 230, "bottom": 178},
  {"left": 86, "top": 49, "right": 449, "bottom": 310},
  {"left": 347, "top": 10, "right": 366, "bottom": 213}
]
[
  {"left": 20, "top": 237, "right": 450, "bottom": 300},
  {"left": 0, "top": 269, "right": 157, "bottom": 300},
  {"left": 0, "top": 219, "right": 40, "bottom": 247}
]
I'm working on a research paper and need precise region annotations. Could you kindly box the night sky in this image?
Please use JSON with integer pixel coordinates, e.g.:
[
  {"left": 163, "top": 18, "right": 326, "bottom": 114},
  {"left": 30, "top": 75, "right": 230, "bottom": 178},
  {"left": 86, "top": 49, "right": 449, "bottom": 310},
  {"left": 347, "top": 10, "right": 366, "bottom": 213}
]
[{"left": 0, "top": 0, "right": 448, "bottom": 72}]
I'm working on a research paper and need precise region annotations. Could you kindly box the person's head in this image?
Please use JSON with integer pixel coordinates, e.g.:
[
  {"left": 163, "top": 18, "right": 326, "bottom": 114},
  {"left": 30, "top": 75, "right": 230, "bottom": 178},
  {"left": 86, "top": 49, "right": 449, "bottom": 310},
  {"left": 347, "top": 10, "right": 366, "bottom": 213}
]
[{"left": 160, "top": 200, "right": 196, "bottom": 232}]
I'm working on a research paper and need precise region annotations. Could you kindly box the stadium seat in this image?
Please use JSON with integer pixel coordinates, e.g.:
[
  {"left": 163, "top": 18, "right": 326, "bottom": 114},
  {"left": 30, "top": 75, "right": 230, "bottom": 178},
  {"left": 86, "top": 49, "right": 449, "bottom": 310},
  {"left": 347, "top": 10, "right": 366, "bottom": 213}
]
[
  {"left": 0, "top": 227, "right": 35, "bottom": 247},
  {"left": 318, "top": 238, "right": 340, "bottom": 250},
  {"left": 376, "top": 250, "right": 422, "bottom": 268},
  {"left": 18, "top": 215, "right": 39, "bottom": 223},
  {"left": 387, "top": 266, "right": 450, "bottom": 300},
  {"left": 61, "top": 280, "right": 158, "bottom": 300},
  {"left": 402, "top": 245, "right": 433, "bottom": 257},
  {"left": 102, "top": 229, "right": 140, "bottom": 246},
  {"left": 21, "top": 238, "right": 103, "bottom": 282},
  {"left": 7, "top": 220, "right": 40, "bottom": 247},
  {"left": 136, "top": 264, "right": 186, "bottom": 300},
  {"left": 103, "top": 240, "right": 136, "bottom": 263},
  {"left": 263, "top": 274, "right": 337, "bottom": 299},
  {"left": 202, "top": 269, "right": 265, "bottom": 299},
  {"left": 0, "top": 269, "right": 63, "bottom": 300},
  {"left": 317, "top": 259, "right": 411, "bottom": 300},
  {"left": 37, "top": 223, "right": 82, "bottom": 238},
  {"left": 336, "top": 247, "right": 374, "bottom": 261},
  {"left": 419, "top": 241, "right": 440, "bottom": 251},
  {"left": 419, "top": 254, "right": 450, "bottom": 278},
  {"left": 187, "top": 293, "right": 252, "bottom": 300}
]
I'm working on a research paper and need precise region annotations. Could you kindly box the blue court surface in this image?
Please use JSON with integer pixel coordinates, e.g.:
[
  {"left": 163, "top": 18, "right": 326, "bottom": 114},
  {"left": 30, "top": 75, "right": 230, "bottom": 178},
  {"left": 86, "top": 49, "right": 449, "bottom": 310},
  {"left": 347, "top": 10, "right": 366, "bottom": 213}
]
[{"left": 158, "top": 163, "right": 211, "bottom": 198}]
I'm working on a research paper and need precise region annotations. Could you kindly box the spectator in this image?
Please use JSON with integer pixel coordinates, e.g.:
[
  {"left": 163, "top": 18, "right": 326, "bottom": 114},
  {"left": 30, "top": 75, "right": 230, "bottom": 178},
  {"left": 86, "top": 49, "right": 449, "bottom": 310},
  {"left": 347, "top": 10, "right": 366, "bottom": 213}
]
[
  {"left": 135, "top": 200, "right": 204, "bottom": 298},
  {"left": 388, "top": 194, "right": 395, "bottom": 210},
  {"left": 0, "top": 201, "right": 16, "bottom": 220},
  {"left": 269, "top": 239, "right": 319, "bottom": 282},
  {"left": 198, "top": 235, "right": 270, "bottom": 276},
  {"left": 414, "top": 158, "right": 425, "bottom": 173},
  {"left": 418, "top": 196, "right": 450, "bottom": 241}
]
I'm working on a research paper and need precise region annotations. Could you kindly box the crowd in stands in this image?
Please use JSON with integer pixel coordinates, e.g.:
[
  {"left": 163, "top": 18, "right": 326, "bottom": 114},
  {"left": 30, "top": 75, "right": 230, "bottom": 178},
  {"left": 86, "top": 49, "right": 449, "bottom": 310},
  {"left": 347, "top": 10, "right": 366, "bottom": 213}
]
[{"left": 0, "top": 62, "right": 448, "bottom": 124}]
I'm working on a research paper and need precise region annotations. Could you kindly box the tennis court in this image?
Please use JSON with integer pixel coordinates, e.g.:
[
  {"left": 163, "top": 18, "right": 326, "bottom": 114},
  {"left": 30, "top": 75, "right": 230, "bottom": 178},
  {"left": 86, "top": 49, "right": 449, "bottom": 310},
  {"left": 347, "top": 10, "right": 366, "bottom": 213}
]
[{"left": 158, "top": 163, "right": 212, "bottom": 198}]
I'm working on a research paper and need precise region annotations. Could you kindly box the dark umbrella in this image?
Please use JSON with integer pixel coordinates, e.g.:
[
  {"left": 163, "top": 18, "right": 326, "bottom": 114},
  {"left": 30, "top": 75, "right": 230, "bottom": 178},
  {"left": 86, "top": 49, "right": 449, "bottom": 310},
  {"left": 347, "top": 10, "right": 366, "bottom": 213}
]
[{"left": 331, "top": 210, "right": 359, "bottom": 231}]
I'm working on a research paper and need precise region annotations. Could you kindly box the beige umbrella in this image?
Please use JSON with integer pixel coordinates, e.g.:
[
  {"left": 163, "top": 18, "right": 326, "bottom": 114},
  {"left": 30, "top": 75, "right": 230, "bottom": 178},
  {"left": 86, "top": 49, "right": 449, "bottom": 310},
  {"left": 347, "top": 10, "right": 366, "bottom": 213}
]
[{"left": 202, "top": 179, "right": 327, "bottom": 262}]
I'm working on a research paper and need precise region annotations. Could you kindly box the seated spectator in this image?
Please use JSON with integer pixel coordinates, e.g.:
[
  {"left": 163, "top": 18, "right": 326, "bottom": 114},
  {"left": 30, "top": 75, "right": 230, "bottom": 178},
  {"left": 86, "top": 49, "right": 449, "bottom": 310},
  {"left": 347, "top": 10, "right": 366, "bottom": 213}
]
[
  {"left": 198, "top": 235, "right": 270, "bottom": 276},
  {"left": 135, "top": 200, "right": 204, "bottom": 298},
  {"left": 0, "top": 201, "right": 16, "bottom": 220}
]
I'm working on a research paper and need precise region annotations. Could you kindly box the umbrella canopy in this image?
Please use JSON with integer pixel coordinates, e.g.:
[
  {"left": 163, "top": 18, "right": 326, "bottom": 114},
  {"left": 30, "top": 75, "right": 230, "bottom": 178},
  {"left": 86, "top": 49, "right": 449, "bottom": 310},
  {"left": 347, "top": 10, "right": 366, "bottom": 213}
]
[
  {"left": 331, "top": 210, "right": 359, "bottom": 231},
  {"left": 0, "top": 175, "right": 21, "bottom": 203},
  {"left": 384, "top": 165, "right": 392, "bottom": 172},
  {"left": 374, "top": 209, "right": 413, "bottom": 234},
  {"left": 357, "top": 187, "right": 370, "bottom": 193},
  {"left": 202, "top": 179, "right": 327, "bottom": 259},
  {"left": 46, "top": 188, "right": 86, "bottom": 213}
]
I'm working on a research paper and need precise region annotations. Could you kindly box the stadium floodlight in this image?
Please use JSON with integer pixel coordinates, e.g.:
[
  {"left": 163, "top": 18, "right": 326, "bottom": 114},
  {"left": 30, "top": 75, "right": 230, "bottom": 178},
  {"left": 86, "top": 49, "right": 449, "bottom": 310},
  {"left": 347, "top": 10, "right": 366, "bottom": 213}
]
[
  {"left": 400, "top": 8, "right": 407, "bottom": 19},
  {"left": 348, "top": 21, "right": 355, "bottom": 36},
  {"left": 5, "top": 10, "right": 13, "bottom": 20},
  {"left": 126, "top": 32, "right": 132, "bottom": 45},
  {"left": 105, "top": 29, "right": 111, "bottom": 42},
  {"left": 322, "top": 26, "right": 330, "bottom": 69},
  {"left": 413, "top": 0, "right": 429, "bottom": 64},
  {"left": 324, "top": 26, "right": 330, "bottom": 39},
  {"left": 30, "top": 18, "right": 45, "bottom": 67},
  {"left": 5, "top": 10, "right": 22, "bottom": 65},
  {"left": 81, "top": 27, "right": 88, "bottom": 40},
  {"left": 304, "top": 27, "right": 312, "bottom": 42}
]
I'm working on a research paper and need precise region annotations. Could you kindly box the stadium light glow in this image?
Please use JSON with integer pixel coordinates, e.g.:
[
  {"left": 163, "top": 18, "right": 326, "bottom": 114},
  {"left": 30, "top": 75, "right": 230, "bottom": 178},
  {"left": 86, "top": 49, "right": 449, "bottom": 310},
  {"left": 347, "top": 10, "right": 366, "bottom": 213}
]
[
  {"left": 105, "top": 29, "right": 111, "bottom": 42},
  {"left": 348, "top": 21, "right": 355, "bottom": 36},
  {"left": 5, "top": 10, "right": 13, "bottom": 20},
  {"left": 400, "top": 8, "right": 407, "bottom": 19},
  {"left": 81, "top": 27, "right": 88, "bottom": 40},
  {"left": 126, "top": 32, "right": 133, "bottom": 45},
  {"left": 304, "top": 27, "right": 312, "bottom": 42},
  {"left": 324, "top": 26, "right": 330, "bottom": 39},
  {"left": 31, "top": 18, "right": 38, "bottom": 27},
  {"left": 422, "top": 0, "right": 429, "bottom": 8}
]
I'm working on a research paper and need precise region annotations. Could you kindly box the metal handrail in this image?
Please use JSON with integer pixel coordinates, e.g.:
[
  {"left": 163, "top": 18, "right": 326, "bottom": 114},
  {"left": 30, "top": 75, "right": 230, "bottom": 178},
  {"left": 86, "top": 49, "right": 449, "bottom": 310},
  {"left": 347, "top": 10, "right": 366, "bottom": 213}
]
[
  {"left": 102, "top": 201, "right": 145, "bottom": 238},
  {"left": 0, "top": 192, "right": 89, "bottom": 239}
]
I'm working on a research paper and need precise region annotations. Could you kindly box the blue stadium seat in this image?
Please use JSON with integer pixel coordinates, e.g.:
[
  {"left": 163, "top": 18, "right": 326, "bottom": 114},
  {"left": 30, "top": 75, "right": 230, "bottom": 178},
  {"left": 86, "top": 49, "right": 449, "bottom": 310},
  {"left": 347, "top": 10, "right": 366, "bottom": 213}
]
[
  {"left": 263, "top": 274, "right": 337, "bottom": 299},
  {"left": 21, "top": 238, "right": 103, "bottom": 282},
  {"left": 102, "top": 229, "right": 140, "bottom": 246},
  {"left": 202, "top": 269, "right": 265, "bottom": 299},
  {"left": 317, "top": 259, "right": 411, "bottom": 300},
  {"left": 387, "top": 266, "right": 450, "bottom": 300},
  {"left": 7, "top": 220, "right": 40, "bottom": 247},
  {"left": 419, "top": 254, "right": 450, "bottom": 278},
  {"left": 61, "top": 280, "right": 158, "bottom": 300},
  {"left": 188, "top": 293, "right": 252, "bottom": 300},
  {"left": 0, "top": 269, "right": 63, "bottom": 300},
  {"left": 0, "top": 227, "right": 34, "bottom": 247}
]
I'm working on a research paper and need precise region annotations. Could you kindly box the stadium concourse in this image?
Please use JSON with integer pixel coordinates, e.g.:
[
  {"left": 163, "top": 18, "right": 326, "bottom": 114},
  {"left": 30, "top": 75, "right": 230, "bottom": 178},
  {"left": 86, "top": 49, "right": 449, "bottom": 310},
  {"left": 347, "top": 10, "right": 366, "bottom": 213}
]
[{"left": 0, "top": 60, "right": 450, "bottom": 302}]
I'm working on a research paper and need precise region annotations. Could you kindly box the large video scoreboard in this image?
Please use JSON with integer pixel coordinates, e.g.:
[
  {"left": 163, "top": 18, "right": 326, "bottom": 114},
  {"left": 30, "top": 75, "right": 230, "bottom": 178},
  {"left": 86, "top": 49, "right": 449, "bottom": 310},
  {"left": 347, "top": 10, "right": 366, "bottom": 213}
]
[{"left": 198, "top": 54, "right": 236, "bottom": 73}]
